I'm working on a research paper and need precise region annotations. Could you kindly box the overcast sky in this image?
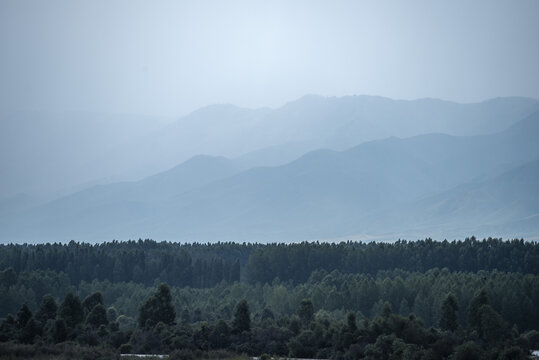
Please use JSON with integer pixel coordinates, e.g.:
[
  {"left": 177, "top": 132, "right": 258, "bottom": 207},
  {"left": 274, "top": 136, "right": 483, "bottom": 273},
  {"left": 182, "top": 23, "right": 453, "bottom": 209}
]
[{"left": 1, "top": 0, "right": 538, "bottom": 118}]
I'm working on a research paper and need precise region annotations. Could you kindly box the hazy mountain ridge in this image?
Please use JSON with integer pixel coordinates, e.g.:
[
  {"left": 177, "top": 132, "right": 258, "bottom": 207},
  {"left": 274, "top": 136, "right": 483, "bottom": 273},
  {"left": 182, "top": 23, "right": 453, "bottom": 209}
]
[
  {"left": 149, "top": 112, "right": 539, "bottom": 241},
  {"left": 420, "top": 157, "right": 539, "bottom": 225},
  {"left": 0, "top": 155, "right": 246, "bottom": 241},
  {"left": 3, "top": 107, "right": 539, "bottom": 242},
  {"left": 2, "top": 95, "right": 538, "bottom": 199},
  {"left": 359, "top": 156, "right": 539, "bottom": 240}
]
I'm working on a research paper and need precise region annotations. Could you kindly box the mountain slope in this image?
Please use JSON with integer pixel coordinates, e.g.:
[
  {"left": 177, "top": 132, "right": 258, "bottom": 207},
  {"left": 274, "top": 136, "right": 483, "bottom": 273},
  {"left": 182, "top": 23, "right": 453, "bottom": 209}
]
[
  {"left": 423, "top": 157, "right": 539, "bottom": 225},
  {"left": 102, "top": 95, "right": 539, "bottom": 194},
  {"left": 368, "top": 157, "right": 539, "bottom": 240},
  {"left": 3, "top": 108, "right": 539, "bottom": 243},
  {"left": 0, "top": 155, "right": 243, "bottom": 241},
  {"left": 138, "top": 110, "right": 539, "bottom": 241},
  {"left": 2, "top": 96, "right": 537, "bottom": 200}
]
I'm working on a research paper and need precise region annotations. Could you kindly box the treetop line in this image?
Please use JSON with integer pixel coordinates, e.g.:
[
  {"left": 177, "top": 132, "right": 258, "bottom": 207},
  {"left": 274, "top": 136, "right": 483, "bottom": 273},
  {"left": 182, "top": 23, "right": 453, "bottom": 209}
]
[{"left": 0, "top": 236, "right": 538, "bottom": 358}]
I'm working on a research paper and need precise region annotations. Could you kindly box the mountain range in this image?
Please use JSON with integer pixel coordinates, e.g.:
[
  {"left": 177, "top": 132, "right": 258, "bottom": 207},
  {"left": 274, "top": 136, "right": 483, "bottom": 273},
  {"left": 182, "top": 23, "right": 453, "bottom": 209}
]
[
  {"left": 2, "top": 95, "right": 538, "bottom": 198},
  {"left": 1, "top": 96, "right": 538, "bottom": 243}
]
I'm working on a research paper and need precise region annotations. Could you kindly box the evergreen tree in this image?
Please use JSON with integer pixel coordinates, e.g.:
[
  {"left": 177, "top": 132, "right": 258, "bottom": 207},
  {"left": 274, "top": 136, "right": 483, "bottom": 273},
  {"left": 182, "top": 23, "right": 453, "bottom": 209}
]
[
  {"left": 439, "top": 293, "right": 459, "bottom": 332},
  {"left": 210, "top": 319, "right": 230, "bottom": 348},
  {"left": 19, "top": 318, "right": 41, "bottom": 344},
  {"left": 298, "top": 299, "right": 314, "bottom": 326},
  {"left": 232, "top": 299, "right": 251, "bottom": 333},
  {"left": 347, "top": 311, "right": 357, "bottom": 332},
  {"left": 0, "top": 315, "right": 16, "bottom": 342},
  {"left": 35, "top": 294, "right": 58, "bottom": 324},
  {"left": 86, "top": 304, "right": 109, "bottom": 328},
  {"left": 138, "top": 283, "right": 176, "bottom": 327},
  {"left": 59, "top": 292, "right": 84, "bottom": 328},
  {"left": 16, "top": 303, "right": 32, "bottom": 329},
  {"left": 82, "top": 292, "right": 104, "bottom": 314},
  {"left": 289, "top": 315, "right": 301, "bottom": 335},
  {"left": 467, "top": 289, "right": 489, "bottom": 334},
  {"left": 478, "top": 304, "right": 507, "bottom": 343}
]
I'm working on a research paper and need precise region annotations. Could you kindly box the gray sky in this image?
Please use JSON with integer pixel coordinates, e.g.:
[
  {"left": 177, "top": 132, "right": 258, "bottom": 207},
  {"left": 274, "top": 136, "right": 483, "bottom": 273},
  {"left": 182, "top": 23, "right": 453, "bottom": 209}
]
[{"left": 1, "top": 0, "right": 538, "bottom": 118}]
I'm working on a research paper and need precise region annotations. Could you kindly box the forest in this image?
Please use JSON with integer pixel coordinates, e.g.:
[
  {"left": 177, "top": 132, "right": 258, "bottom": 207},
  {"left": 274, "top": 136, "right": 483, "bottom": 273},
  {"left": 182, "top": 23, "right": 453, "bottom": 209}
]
[{"left": 0, "top": 237, "right": 538, "bottom": 359}]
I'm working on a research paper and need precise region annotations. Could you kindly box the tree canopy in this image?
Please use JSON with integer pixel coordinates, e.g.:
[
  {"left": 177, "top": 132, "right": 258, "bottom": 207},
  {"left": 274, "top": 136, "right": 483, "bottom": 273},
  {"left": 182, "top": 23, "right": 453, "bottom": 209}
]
[{"left": 138, "top": 283, "right": 176, "bottom": 328}]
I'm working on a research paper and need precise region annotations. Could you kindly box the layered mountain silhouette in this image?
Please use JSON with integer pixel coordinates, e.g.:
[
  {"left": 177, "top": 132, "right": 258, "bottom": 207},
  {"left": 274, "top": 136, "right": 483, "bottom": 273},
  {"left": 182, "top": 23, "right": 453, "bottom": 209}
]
[
  {"left": 112, "top": 95, "right": 539, "bottom": 183},
  {"left": 363, "top": 156, "right": 539, "bottom": 241},
  {"left": 3, "top": 95, "right": 538, "bottom": 199},
  {"left": 2, "top": 106, "right": 538, "bottom": 243}
]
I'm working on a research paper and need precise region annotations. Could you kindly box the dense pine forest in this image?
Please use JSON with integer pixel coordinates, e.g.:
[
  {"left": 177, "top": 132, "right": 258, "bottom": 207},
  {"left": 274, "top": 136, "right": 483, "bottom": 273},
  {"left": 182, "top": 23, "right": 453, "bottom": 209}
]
[{"left": 1, "top": 237, "right": 538, "bottom": 359}]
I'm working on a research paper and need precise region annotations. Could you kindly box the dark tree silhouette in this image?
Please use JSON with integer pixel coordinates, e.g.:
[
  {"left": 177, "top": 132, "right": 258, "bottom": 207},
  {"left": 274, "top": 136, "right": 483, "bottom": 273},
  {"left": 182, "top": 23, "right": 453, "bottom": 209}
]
[
  {"left": 298, "top": 299, "right": 314, "bottom": 326},
  {"left": 82, "top": 292, "right": 104, "bottom": 315},
  {"left": 59, "top": 292, "right": 84, "bottom": 328},
  {"left": 16, "top": 303, "right": 32, "bottom": 329},
  {"left": 439, "top": 293, "right": 459, "bottom": 332},
  {"left": 232, "top": 299, "right": 251, "bottom": 333},
  {"left": 35, "top": 294, "right": 58, "bottom": 324},
  {"left": 138, "top": 283, "right": 176, "bottom": 328},
  {"left": 86, "top": 304, "right": 108, "bottom": 328},
  {"left": 467, "top": 289, "right": 489, "bottom": 334}
]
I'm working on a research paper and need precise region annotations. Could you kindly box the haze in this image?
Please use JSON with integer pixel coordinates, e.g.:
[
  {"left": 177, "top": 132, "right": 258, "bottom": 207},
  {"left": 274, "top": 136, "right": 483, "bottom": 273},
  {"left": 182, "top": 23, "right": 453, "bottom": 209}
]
[
  {"left": 1, "top": 0, "right": 539, "bottom": 243},
  {"left": 1, "top": 0, "right": 539, "bottom": 117}
]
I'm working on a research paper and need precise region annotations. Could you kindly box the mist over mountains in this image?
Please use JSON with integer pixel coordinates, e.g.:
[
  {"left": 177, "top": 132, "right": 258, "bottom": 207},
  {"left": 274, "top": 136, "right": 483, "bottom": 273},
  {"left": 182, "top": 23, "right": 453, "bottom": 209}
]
[
  {"left": 1, "top": 95, "right": 539, "bottom": 243},
  {"left": 2, "top": 95, "right": 538, "bottom": 198}
]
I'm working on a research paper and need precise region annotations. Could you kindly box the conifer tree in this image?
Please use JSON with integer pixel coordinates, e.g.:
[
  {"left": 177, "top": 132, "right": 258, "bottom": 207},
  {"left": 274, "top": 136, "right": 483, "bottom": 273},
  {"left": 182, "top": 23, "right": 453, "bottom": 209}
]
[
  {"left": 467, "top": 289, "right": 489, "bottom": 334},
  {"left": 138, "top": 283, "right": 176, "bottom": 327},
  {"left": 59, "top": 292, "right": 84, "bottom": 328},
  {"left": 232, "top": 299, "right": 251, "bottom": 333},
  {"left": 298, "top": 299, "right": 314, "bottom": 326},
  {"left": 35, "top": 294, "right": 58, "bottom": 324},
  {"left": 16, "top": 303, "right": 32, "bottom": 329},
  {"left": 86, "top": 304, "right": 108, "bottom": 328},
  {"left": 82, "top": 292, "right": 104, "bottom": 315},
  {"left": 439, "top": 293, "right": 459, "bottom": 331}
]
